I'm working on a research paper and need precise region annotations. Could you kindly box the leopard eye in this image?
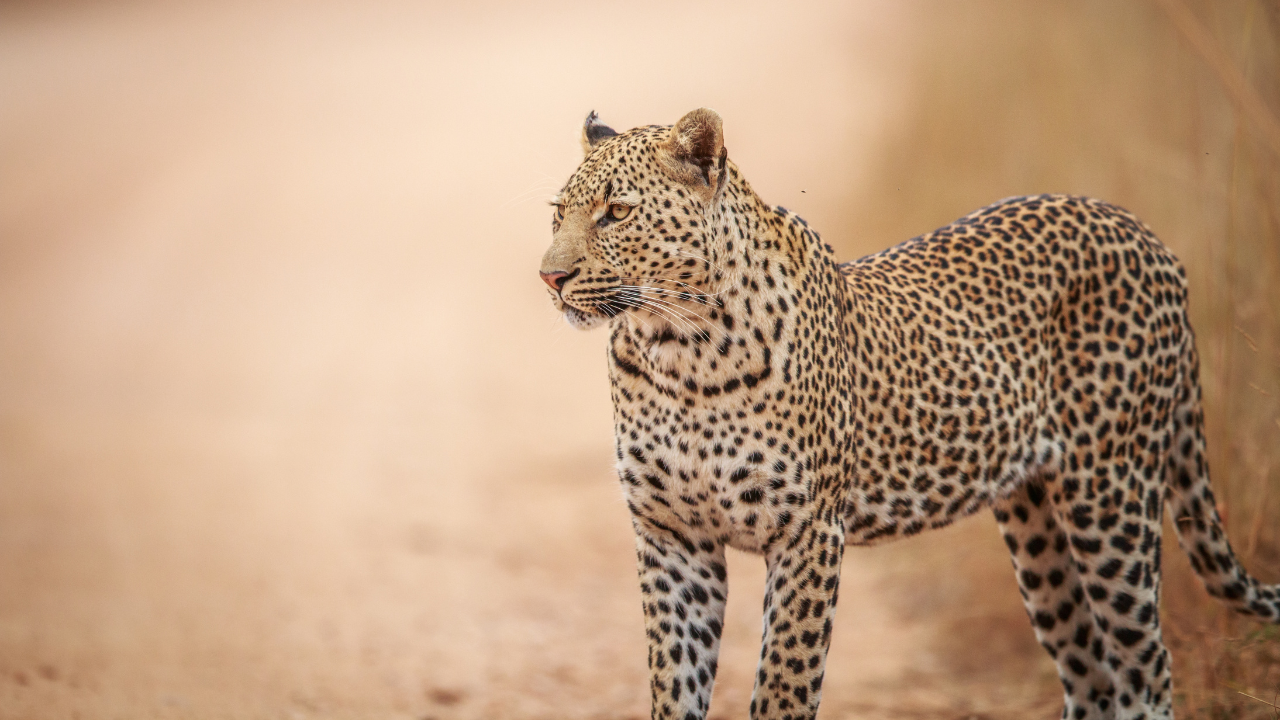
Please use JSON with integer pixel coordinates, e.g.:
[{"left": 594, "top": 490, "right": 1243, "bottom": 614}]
[
  {"left": 555, "top": 205, "right": 565, "bottom": 221},
  {"left": 609, "top": 204, "right": 632, "bottom": 221}
]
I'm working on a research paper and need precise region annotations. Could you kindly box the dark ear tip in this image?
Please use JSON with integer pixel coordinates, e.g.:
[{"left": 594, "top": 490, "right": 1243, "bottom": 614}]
[
  {"left": 586, "top": 125, "right": 619, "bottom": 143},
  {"left": 584, "top": 110, "right": 619, "bottom": 147}
]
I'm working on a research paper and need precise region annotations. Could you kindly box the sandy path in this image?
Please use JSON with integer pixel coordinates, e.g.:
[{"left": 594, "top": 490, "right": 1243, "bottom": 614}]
[{"left": 0, "top": 2, "right": 1055, "bottom": 718}]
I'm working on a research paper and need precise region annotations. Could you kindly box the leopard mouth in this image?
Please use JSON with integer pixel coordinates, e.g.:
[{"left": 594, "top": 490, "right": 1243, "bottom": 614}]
[
  {"left": 555, "top": 278, "right": 696, "bottom": 330},
  {"left": 546, "top": 277, "right": 633, "bottom": 329},
  {"left": 548, "top": 289, "right": 615, "bottom": 330}
]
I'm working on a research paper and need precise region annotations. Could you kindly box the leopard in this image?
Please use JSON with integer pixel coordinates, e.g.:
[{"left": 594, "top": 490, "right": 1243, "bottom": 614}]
[{"left": 537, "top": 107, "right": 1280, "bottom": 720}]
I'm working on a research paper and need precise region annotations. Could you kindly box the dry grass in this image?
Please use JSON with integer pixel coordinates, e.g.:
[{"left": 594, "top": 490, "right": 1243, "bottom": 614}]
[{"left": 833, "top": 0, "right": 1280, "bottom": 716}]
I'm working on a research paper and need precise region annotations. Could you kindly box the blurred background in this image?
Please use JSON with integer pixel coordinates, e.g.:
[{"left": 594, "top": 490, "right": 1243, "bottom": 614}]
[{"left": 1, "top": 0, "right": 1276, "bottom": 718}]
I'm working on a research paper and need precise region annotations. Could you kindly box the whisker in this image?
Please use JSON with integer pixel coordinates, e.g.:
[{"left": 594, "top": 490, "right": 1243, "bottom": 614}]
[
  {"left": 620, "top": 284, "right": 726, "bottom": 336},
  {"left": 613, "top": 275, "right": 727, "bottom": 303},
  {"left": 618, "top": 292, "right": 711, "bottom": 341},
  {"left": 614, "top": 287, "right": 727, "bottom": 343},
  {"left": 619, "top": 274, "right": 722, "bottom": 293},
  {"left": 614, "top": 283, "right": 721, "bottom": 305},
  {"left": 500, "top": 176, "right": 562, "bottom": 209},
  {"left": 628, "top": 291, "right": 710, "bottom": 325},
  {"left": 626, "top": 305, "right": 662, "bottom": 337},
  {"left": 635, "top": 303, "right": 702, "bottom": 341},
  {"left": 501, "top": 188, "right": 560, "bottom": 209},
  {"left": 614, "top": 285, "right": 702, "bottom": 314},
  {"left": 613, "top": 292, "right": 703, "bottom": 339},
  {"left": 673, "top": 249, "right": 728, "bottom": 274},
  {"left": 616, "top": 298, "right": 660, "bottom": 335}
]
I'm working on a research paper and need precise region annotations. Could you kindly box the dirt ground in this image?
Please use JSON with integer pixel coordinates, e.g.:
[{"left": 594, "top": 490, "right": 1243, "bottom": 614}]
[{"left": 0, "top": 1, "right": 1152, "bottom": 718}]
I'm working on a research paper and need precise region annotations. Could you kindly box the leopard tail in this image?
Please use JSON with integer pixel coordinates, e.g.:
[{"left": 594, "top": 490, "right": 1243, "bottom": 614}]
[{"left": 1166, "top": 335, "right": 1280, "bottom": 620}]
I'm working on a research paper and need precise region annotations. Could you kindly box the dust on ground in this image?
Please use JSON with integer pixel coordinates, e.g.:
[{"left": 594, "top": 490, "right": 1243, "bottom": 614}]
[{"left": 0, "top": 2, "right": 1061, "bottom": 718}]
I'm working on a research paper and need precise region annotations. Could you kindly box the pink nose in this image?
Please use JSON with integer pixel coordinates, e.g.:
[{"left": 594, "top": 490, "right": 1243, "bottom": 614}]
[{"left": 540, "top": 270, "right": 569, "bottom": 291}]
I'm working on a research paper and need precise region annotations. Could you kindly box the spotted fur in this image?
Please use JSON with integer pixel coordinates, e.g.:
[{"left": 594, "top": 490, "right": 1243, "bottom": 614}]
[{"left": 538, "top": 108, "right": 1280, "bottom": 720}]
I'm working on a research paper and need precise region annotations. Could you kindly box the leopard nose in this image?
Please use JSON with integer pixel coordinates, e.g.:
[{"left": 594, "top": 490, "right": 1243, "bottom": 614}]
[
  {"left": 540, "top": 267, "right": 581, "bottom": 289},
  {"left": 540, "top": 271, "right": 568, "bottom": 291}
]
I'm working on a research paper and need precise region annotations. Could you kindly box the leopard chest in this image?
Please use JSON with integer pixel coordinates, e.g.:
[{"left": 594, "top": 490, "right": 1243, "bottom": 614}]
[{"left": 611, "top": 392, "right": 814, "bottom": 553}]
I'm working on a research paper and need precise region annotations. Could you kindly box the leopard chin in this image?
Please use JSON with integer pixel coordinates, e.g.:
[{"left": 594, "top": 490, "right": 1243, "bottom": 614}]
[
  {"left": 563, "top": 305, "right": 608, "bottom": 330},
  {"left": 545, "top": 289, "right": 609, "bottom": 330}
]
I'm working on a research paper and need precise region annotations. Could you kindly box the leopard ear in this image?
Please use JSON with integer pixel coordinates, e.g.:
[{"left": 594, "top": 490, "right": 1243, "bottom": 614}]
[
  {"left": 581, "top": 110, "right": 618, "bottom": 155},
  {"left": 661, "top": 108, "right": 727, "bottom": 193}
]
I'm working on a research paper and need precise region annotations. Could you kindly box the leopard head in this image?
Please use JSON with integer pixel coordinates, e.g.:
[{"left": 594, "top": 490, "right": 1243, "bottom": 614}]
[{"left": 539, "top": 108, "right": 730, "bottom": 331}]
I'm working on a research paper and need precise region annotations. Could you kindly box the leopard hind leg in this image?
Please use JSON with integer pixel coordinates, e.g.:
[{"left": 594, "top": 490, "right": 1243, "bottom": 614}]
[
  {"left": 995, "top": 476, "right": 1122, "bottom": 719},
  {"left": 1044, "top": 453, "right": 1174, "bottom": 720}
]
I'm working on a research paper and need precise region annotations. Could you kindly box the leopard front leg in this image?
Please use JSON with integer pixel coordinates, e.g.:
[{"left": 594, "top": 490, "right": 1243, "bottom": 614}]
[
  {"left": 633, "top": 524, "right": 729, "bottom": 720},
  {"left": 750, "top": 516, "right": 844, "bottom": 720}
]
